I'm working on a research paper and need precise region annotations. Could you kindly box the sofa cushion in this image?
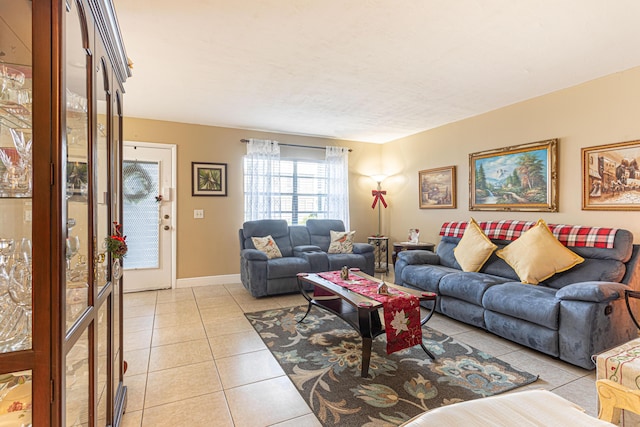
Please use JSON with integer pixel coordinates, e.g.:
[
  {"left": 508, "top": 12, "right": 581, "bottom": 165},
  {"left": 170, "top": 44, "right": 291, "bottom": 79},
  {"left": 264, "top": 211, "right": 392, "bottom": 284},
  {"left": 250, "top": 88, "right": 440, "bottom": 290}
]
[
  {"left": 496, "top": 219, "right": 584, "bottom": 284},
  {"left": 307, "top": 219, "right": 346, "bottom": 252},
  {"left": 439, "top": 272, "right": 511, "bottom": 305},
  {"left": 434, "top": 236, "right": 460, "bottom": 269},
  {"left": 289, "top": 225, "right": 311, "bottom": 247},
  {"left": 400, "top": 264, "right": 458, "bottom": 293},
  {"left": 328, "top": 230, "right": 355, "bottom": 254},
  {"left": 454, "top": 218, "right": 497, "bottom": 272},
  {"left": 242, "top": 219, "right": 294, "bottom": 257},
  {"left": 544, "top": 258, "right": 627, "bottom": 289},
  {"left": 251, "top": 235, "right": 282, "bottom": 259},
  {"left": 483, "top": 282, "right": 560, "bottom": 330},
  {"left": 478, "top": 251, "right": 521, "bottom": 281}
]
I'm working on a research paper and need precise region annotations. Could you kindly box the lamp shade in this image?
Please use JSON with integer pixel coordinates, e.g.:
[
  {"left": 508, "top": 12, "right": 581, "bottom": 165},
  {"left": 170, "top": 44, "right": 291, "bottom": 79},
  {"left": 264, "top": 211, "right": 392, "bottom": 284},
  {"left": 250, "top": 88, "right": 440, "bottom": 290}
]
[{"left": 370, "top": 174, "right": 387, "bottom": 184}]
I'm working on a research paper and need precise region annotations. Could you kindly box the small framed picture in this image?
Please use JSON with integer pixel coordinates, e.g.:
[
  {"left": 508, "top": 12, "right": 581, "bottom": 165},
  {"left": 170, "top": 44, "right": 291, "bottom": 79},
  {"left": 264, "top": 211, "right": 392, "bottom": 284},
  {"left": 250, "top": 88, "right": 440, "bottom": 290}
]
[
  {"left": 192, "top": 162, "right": 227, "bottom": 196},
  {"left": 419, "top": 166, "right": 456, "bottom": 209},
  {"left": 582, "top": 140, "right": 640, "bottom": 210}
]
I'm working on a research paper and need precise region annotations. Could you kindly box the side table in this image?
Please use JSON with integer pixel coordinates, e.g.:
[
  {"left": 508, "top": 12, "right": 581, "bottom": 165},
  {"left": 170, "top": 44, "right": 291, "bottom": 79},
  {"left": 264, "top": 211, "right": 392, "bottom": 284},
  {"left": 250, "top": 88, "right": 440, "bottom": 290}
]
[
  {"left": 392, "top": 241, "right": 435, "bottom": 265},
  {"left": 367, "top": 236, "right": 389, "bottom": 273}
]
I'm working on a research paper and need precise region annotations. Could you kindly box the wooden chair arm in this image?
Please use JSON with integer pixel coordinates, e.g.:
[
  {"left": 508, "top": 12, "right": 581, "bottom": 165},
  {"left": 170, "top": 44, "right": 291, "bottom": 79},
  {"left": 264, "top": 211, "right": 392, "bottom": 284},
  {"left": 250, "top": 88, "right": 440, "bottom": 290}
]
[{"left": 596, "top": 378, "right": 640, "bottom": 423}]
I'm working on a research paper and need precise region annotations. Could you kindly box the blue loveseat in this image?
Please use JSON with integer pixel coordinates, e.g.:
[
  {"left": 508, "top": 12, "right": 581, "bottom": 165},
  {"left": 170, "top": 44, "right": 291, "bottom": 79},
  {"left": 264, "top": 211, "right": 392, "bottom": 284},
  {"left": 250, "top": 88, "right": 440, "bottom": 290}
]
[
  {"left": 239, "top": 219, "right": 375, "bottom": 297},
  {"left": 394, "top": 220, "right": 640, "bottom": 369}
]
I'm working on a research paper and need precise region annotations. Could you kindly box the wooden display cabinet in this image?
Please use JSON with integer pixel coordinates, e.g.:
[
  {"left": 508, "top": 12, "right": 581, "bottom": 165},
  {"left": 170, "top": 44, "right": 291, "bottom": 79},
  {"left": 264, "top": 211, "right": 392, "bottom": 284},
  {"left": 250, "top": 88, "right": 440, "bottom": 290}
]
[{"left": 0, "top": 0, "right": 130, "bottom": 425}]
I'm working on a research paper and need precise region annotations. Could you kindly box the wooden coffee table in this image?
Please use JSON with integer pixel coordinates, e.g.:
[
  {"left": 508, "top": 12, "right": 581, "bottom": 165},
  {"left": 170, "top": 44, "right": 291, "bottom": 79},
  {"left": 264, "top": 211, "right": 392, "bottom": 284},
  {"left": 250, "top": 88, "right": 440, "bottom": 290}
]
[{"left": 296, "top": 271, "right": 437, "bottom": 378}]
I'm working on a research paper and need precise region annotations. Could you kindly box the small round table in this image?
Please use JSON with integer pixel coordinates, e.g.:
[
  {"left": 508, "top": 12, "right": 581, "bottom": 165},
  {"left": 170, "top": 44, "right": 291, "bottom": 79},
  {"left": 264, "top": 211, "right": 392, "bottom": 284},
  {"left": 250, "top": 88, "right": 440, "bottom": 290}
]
[{"left": 392, "top": 241, "right": 435, "bottom": 265}]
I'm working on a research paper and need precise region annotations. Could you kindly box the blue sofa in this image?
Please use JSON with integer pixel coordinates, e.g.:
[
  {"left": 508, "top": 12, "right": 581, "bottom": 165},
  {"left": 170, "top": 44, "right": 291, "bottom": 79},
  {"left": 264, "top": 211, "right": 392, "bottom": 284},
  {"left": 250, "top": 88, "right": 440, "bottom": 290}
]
[
  {"left": 394, "top": 220, "right": 640, "bottom": 369},
  {"left": 239, "top": 219, "right": 375, "bottom": 297}
]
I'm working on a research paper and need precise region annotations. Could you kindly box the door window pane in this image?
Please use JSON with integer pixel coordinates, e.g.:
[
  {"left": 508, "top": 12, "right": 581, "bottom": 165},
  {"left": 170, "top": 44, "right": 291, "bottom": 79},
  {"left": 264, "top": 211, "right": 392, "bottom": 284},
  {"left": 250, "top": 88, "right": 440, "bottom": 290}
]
[{"left": 122, "top": 161, "right": 159, "bottom": 269}]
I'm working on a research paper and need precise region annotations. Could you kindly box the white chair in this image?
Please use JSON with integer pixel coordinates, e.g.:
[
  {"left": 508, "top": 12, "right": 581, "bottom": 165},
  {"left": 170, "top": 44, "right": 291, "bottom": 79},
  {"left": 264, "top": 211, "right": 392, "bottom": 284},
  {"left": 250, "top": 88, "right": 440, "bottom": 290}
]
[{"left": 401, "top": 389, "right": 614, "bottom": 427}]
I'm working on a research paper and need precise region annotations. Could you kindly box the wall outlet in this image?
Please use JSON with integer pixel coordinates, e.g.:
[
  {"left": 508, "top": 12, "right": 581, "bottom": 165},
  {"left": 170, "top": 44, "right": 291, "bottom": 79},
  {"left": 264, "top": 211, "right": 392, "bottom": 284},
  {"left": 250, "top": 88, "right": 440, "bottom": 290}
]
[{"left": 194, "top": 209, "right": 204, "bottom": 219}]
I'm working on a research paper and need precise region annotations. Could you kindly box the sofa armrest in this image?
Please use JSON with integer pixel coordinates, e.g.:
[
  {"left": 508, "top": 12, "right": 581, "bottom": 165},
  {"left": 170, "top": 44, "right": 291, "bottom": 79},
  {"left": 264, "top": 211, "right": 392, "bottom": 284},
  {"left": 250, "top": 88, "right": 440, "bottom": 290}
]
[
  {"left": 241, "top": 248, "right": 269, "bottom": 261},
  {"left": 397, "top": 250, "right": 440, "bottom": 265},
  {"left": 353, "top": 243, "right": 374, "bottom": 254},
  {"left": 555, "top": 281, "right": 628, "bottom": 303}
]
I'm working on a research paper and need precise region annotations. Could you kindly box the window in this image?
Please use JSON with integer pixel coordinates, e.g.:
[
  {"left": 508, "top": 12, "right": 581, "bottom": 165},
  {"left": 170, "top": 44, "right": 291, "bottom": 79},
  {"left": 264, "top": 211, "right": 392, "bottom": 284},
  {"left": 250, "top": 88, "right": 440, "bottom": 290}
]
[
  {"left": 243, "top": 140, "right": 349, "bottom": 227},
  {"left": 244, "top": 157, "right": 328, "bottom": 224},
  {"left": 280, "top": 159, "right": 327, "bottom": 224}
]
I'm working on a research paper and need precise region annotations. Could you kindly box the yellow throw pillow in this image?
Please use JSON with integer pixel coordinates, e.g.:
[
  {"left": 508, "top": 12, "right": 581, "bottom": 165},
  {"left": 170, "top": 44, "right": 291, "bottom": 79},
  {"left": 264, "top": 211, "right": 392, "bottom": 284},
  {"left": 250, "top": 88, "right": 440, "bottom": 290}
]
[
  {"left": 328, "top": 230, "right": 355, "bottom": 254},
  {"left": 454, "top": 218, "right": 497, "bottom": 272},
  {"left": 496, "top": 219, "right": 584, "bottom": 284},
  {"left": 251, "top": 235, "right": 283, "bottom": 259}
]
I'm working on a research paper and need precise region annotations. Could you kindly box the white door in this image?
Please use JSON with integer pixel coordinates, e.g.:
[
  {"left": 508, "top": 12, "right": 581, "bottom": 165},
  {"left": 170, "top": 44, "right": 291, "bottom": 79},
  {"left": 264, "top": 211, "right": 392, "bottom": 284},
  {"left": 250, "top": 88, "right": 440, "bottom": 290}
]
[{"left": 122, "top": 142, "right": 176, "bottom": 292}]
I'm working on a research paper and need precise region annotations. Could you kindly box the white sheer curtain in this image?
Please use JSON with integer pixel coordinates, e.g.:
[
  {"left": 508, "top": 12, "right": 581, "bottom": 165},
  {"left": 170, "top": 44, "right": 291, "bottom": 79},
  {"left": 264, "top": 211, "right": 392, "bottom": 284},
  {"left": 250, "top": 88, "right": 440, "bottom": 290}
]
[
  {"left": 244, "top": 139, "right": 280, "bottom": 221},
  {"left": 325, "top": 146, "right": 350, "bottom": 229}
]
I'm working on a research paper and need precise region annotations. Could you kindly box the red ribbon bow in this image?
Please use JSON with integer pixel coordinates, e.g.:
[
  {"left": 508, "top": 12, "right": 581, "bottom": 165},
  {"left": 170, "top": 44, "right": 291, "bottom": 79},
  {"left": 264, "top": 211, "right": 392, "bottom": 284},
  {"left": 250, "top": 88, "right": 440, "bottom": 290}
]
[{"left": 372, "top": 189, "right": 388, "bottom": 209}]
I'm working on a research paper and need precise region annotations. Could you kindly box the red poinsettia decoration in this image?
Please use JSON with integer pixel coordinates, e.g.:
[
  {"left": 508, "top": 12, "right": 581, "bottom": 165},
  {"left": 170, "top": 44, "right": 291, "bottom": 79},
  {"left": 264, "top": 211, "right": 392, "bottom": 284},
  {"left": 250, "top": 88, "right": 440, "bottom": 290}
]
[{"left": 105, "top": 221, "right": 128, "bottom": 259}]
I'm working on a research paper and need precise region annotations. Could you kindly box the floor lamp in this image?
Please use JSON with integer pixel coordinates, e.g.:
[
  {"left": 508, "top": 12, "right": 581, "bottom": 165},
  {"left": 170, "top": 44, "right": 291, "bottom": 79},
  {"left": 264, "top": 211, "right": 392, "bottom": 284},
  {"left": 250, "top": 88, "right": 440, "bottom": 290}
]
[{"left": 370, "top": 175, "right": 387, "bottom": 237}]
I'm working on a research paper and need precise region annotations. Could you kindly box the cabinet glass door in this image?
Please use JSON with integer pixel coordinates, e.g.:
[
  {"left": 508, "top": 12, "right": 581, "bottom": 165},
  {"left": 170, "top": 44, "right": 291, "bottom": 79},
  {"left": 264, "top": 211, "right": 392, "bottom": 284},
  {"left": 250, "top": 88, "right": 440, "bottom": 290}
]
[
  {"left": 96, "top": 58, "right": 110, "bottom": 294},
  {"left": 0, "top": 0, "right": 33, "bottom": 354},
  {"left": 65, "top": 0, "right": 91, "bottom": 330},
  {"left": 0, "top": 0, "right": 34, "bottom": 424}
]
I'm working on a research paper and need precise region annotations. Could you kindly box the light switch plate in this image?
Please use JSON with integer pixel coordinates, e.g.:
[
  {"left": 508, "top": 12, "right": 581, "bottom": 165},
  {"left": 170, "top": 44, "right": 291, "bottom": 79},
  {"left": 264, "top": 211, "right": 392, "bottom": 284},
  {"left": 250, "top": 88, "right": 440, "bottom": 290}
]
[{"left": 194, "top": 209, "right": 204, "bottom": 219}]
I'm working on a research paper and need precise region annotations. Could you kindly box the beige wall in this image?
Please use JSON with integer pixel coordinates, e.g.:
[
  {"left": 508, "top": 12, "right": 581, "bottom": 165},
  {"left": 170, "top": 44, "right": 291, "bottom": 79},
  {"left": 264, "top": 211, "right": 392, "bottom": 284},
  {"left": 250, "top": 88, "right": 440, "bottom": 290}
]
[
  {"left": 122, "top": 119, "right": 382, "bottom": 279},
  {"left": 382, "top": 66, "right": 640, "bottom": 247}
]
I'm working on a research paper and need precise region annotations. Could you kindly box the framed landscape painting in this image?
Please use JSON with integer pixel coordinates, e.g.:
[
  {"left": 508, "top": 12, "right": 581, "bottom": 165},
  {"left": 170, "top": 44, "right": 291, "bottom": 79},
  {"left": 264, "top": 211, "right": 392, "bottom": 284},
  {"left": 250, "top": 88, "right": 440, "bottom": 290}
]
[
  {"left": 419, "top": 166, "right": 456, "bottom": 209},
  {"left": 469, "top": 139, "right": 558, "bottom": 211},
  {"left": 582, "top": 140, "right": 640, "bottom": 210},
  {"left": 192, "top": 162, "right": 227, "bottom": 196}
]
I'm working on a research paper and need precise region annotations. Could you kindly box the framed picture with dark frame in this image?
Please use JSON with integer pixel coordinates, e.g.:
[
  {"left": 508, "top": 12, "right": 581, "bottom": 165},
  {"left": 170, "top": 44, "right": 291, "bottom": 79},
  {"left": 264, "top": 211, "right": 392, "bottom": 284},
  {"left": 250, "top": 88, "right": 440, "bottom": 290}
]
[
  {"left": 418, "top": 166, "right": 456, "bottom": 209},
  {"left": 582, "top": 139, "right": 640, "bottom": 210},
  {"left": 469, "top": 139, "right": 558, "bottom": 212},
  {"left": 192, "top": 162, "right": 227, "bottom": 196}
]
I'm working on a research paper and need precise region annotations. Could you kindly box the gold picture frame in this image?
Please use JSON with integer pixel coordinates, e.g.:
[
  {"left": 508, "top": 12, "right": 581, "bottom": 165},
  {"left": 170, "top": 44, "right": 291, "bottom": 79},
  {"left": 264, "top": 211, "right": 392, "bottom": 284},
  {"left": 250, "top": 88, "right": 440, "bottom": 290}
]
[
  {"left": 582, "top": 139, "right": 640, "bottom": 210},
  {"left": 469, "top": 139, "right": 558, "bottom": 211},
  {"left": 419, "top": 166, "right": 456, "bottom": 209}
]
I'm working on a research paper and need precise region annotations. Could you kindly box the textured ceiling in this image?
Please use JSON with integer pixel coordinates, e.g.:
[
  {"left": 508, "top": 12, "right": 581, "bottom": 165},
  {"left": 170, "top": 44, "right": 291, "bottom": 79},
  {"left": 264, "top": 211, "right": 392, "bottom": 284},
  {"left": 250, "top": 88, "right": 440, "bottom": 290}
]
[{"left": 114, "top": 1, "right": 640, "bottom": 143}]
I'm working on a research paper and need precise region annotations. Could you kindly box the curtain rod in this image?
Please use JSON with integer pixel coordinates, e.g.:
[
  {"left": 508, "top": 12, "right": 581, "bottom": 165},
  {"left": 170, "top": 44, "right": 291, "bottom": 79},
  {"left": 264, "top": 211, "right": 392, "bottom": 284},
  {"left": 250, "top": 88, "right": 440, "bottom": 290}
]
[{"left": 240, "top": 139, "right": 352, "bottom": 152}]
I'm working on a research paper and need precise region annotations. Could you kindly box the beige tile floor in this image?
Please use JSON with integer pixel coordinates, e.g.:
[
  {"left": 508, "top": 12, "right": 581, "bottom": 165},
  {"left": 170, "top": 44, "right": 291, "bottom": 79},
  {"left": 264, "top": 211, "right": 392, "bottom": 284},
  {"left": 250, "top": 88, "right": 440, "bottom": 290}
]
[{"left": 120, "top": 279, "right": 602, "bottom": 427}]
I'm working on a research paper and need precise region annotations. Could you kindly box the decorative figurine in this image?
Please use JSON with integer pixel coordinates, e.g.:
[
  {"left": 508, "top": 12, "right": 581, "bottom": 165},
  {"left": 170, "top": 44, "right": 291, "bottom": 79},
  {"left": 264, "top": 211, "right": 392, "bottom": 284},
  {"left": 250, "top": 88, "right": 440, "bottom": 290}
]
[
  {"left": 377, "top": 281, "right": 389, "bottom": 295},
  {"left": 340, "top": 266, "right": 349, "bottom": 280}
]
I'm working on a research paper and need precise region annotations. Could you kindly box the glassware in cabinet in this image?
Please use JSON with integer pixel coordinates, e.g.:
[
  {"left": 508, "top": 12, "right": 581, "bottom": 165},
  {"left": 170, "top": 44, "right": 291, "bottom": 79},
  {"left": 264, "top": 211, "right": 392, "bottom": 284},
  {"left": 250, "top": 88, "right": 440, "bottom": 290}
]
[{"left": 0, "top": 0, "right": 33, "bottom": 355}]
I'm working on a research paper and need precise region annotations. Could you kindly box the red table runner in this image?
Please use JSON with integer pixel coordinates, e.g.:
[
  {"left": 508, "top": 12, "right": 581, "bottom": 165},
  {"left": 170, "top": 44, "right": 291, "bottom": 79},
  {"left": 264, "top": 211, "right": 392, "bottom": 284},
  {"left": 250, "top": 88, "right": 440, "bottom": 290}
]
[{"left": 317, "top": 271, "right": 422, "bottom": 354}]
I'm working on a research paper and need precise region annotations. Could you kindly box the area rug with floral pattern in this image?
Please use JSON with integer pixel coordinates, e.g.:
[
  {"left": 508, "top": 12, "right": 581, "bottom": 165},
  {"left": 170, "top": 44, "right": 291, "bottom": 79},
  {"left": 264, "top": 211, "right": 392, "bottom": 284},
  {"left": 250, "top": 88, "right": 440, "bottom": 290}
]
[{"left": 245, "top": 305, "right": 539, "bottom": 427}]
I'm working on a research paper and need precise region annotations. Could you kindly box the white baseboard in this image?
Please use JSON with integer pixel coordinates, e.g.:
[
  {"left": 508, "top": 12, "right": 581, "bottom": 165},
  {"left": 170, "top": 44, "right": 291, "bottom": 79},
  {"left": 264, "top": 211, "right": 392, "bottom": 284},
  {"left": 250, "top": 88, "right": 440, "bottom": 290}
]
[{"left": 176, "top": 274, "right": 241, "bottom": 288}]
